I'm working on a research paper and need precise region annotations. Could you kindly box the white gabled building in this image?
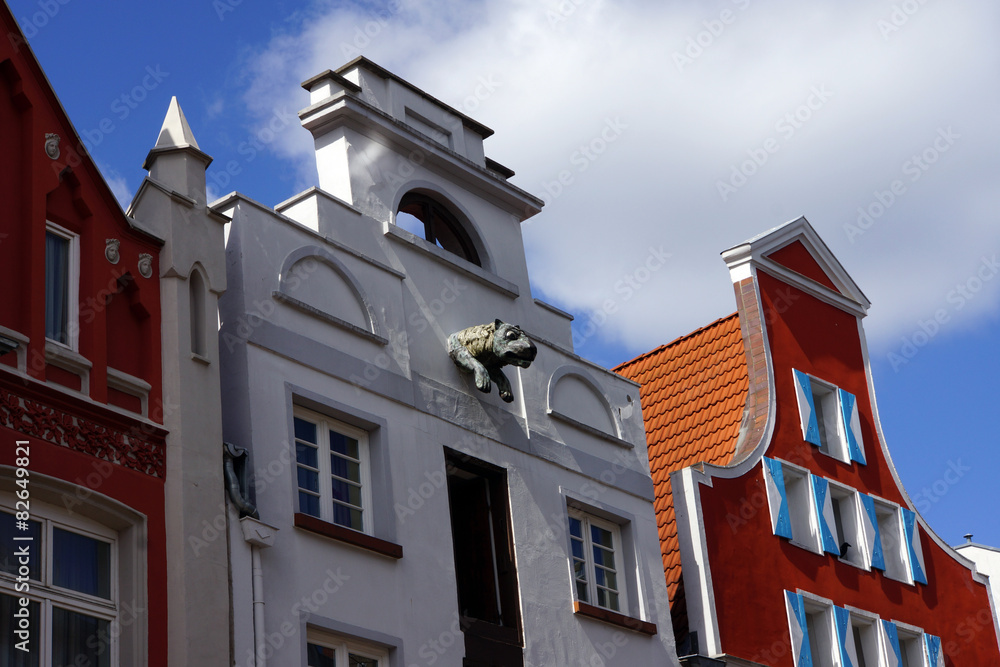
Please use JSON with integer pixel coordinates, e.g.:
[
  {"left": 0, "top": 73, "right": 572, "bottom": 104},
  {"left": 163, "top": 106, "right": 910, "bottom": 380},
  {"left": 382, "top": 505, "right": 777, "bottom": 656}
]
[{"left": 204, "top": 57, "right": 678, "bottom": 667}]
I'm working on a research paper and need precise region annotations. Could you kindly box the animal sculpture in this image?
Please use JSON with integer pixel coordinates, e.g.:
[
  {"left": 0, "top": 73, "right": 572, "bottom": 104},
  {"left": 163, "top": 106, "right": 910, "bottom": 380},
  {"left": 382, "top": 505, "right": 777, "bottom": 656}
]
[{"left": 447, "top": 319, "right": 537, "bottom": 403}]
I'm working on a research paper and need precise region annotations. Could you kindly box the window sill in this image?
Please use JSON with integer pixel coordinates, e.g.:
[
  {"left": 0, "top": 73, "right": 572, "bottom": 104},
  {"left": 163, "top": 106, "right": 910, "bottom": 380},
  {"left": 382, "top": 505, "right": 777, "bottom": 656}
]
[
  {"left": 573, "top": 600, "right": 656, "bottom": 635},
  {"left": 293, "top": 513, "right": 402, "bottom": 559}
]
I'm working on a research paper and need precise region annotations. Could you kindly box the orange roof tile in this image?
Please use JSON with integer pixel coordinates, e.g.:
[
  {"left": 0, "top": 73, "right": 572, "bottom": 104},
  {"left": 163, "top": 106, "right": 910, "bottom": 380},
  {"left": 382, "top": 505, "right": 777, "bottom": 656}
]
[{"left": 614, "top": 313, "right": 748, "bottom": 638}]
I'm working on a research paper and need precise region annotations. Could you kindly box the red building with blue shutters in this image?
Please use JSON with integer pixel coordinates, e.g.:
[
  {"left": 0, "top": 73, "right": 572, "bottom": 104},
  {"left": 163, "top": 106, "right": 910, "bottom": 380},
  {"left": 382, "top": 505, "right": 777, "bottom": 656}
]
[
  {"left": 616, "top": 217, "right": 1000, "bottom": 667},
  {"left": 0, "top": 3, "right": 168, "bottom": 664}
]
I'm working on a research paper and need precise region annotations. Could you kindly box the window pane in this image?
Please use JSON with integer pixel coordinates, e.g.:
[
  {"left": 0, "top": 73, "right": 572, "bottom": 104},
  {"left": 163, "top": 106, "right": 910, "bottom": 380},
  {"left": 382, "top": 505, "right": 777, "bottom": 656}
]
[
  {"left": 296, "top": 442, "right": 318, "bottom": 468},
  {"left": 0, "top": 594, "right": 40, "bottom": 666},
  {"left": 333, "top": 503, "right": 363, "bottom": 531},
  {"left": 602, "top": 570, "right": 617, "bottom": 592},
  {"left": 592, "top": 545, "right": 615, "bottom": 570},
  {"left": 52, "top": 607, "right": 110, "bottom": 667},
  {"left": 331, "top": 454, "right": 361, "bottom": 483},
  {"left": 349, "top": 654, "right": 379, "bottom": 667},
  {"left": 307, "top": 643, "right": 336, "bottom": 667},
  {"left": 329, "top": 431, "right": 359, "bottom": 459},
  {"left": 298, "top": 467, "right": 320, "bottom": 493},
  {"left": 573, "top": 560, "right": 587, "bottom": 581},
  {"left": 53, "top": 528, "right": 111, "bottom": 599},
  {"left": 569, "top": 516, "right": 582, "bottom": 538},
  {"left": 331, "top": 479, "right": 362, "bottom": 507},
  {"left": 570, "top": 537, "right": 584, "bottom": 560},
  {"left": 45, "top": 231, "right": 70, "bottom": 344},
  {"left": 576, "top": 580, "right": 589, "bottom": 603},
  {"left": 591, "top": 525, "right": 613, "bottom": 549},
  {"left": 0, "top": 511, "right": 41, "bottom": 580},
  {"left": 299, "top": 492, "right": 320, "bottom": 517},
  {"left": 294, "top": 417, "right": 317, "bottom": 443}
]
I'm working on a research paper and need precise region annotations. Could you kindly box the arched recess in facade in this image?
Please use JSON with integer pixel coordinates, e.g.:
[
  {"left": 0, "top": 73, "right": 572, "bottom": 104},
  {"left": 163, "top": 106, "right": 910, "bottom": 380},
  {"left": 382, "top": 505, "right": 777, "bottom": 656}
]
[
  {"left": 391, "top": 183, "right": 491, "bottom": 271},
  {"left": 276, "top": 245, "right": 383, "bottom": 340},
  {"left": 547, "top": 365, "right": 621, "bottom": 439}
]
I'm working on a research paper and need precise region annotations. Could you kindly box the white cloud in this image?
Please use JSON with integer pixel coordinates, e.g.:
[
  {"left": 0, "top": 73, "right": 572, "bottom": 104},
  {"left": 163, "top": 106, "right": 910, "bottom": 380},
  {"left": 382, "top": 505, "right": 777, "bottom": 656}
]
[
  {"left": 97, "top": 162, "right": 133, "bottom": 211},
  {"left": 240, "top": 0, "right": 1000, "bottom": 358}
]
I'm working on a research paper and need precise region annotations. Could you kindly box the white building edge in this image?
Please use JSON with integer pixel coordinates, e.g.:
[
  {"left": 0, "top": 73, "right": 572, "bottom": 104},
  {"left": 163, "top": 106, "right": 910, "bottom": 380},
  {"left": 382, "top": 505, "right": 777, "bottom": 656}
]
[{"left": 140, "top": 57, "right": 678, "bottom": 667}]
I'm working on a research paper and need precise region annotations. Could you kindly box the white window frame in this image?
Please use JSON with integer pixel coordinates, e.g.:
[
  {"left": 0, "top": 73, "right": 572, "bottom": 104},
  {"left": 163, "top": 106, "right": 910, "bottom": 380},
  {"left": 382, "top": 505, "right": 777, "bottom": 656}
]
[
  {"left": 780, "top": 460, "right": 822, "bottom": 554},
  {"left": 306, "top": 628, "right": 389, "bottom": 667},
  {"left": 0, "top": 493, "right": 119, "bottom": 666},
  {"left": 870, "top": 495, "right": 912, "bottom": 585},
  {"left": 44, "top": 222, "right": 80, "bottom": 351},
  {"left": 792, "top": 370, "right": 866, "bottom": 466},
  {"left": 294, "top": 407, "right": 373, "bottom": 535},
  {"left": 893, "top": 621, "right": 929, "bottom": 667},
  {"left": 567, "top": 509, "right": 627, "bottom": 614},
  {"left": 845, "top": 606, "right": 881, "bottom": 667},
  {"left": 800, "top": 593, "right": 838, "bottom": 667},
  {"left": 827, "top": 482, "right": 869, "bottom": 570}
]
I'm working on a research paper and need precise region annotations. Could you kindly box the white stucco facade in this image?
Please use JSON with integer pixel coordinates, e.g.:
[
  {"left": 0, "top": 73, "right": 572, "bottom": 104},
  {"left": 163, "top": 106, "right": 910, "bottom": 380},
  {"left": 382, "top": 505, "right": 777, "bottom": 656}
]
[{"left": 208, "top": 58, "right": 678, "bottom": 667}]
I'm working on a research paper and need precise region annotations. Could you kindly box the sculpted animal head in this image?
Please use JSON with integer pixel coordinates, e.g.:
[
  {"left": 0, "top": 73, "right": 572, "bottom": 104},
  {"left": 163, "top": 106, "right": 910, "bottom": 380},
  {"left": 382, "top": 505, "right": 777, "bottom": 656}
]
[{"left": 491, "top": 319, "right": 537, "bottom": 368}]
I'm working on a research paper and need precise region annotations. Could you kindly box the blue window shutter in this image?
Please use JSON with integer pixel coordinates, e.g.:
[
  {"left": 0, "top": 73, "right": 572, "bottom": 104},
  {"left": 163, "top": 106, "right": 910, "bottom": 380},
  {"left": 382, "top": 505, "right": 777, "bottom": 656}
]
[
  {"left": 794, "top": 370, "right": 821, "bottom": 445},
  {"left": 838, "top": 389, "right": 866, "bottom": 464},
  {"left": 860, "top": 494, "right": 885, "bottom": 571},
  {"left": 901, "top": 508, "right": 927, "bottom": 584},
  {"left": 785, "top": 591, "right": 813, "bottom": 667},
  {"left": 763, "top": 458, "right": 793, "bottom": 539},
  {"left": 924, "top": 634, "right": 944, "bottom": 667},
  {"left": 834, "top": 606, "right": 856, "bottom": 667},
  {"left": 811, "top": 475, "right": 840, "bottom": 554},
  {"left": 881, "top": 620, "right": 902, "bottom": 667}
]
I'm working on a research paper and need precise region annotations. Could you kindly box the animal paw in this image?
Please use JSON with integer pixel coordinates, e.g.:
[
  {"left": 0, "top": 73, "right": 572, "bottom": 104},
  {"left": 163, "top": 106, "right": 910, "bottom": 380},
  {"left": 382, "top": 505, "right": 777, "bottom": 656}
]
[
  {"left": 475, "top": 368, "right": 492, "bottom": 393},
  {"left": 499, "top": 389, "right": 514, "bottom": 403}
]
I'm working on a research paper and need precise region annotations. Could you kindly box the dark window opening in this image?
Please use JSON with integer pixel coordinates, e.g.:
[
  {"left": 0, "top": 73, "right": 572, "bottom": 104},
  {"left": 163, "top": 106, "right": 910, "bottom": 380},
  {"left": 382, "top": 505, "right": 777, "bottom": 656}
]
[
  {"left": 445, "top": 449, "right": 523, "bottom": 667},
  {"left": 396, "top": 192, "right": 481, "bottom": 266}
]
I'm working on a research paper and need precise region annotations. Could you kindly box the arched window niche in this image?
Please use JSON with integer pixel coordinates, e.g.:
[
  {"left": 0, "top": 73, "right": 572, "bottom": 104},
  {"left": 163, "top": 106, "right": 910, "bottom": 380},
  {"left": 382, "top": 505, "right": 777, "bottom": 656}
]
[{"left": 394, "top": 190, "right": 483, "bottom": 267}]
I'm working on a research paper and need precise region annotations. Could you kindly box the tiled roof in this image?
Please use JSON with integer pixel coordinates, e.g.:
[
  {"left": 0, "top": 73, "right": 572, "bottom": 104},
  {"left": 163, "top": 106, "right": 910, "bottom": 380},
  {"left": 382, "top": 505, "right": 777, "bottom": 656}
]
[{"left": 614, "top": 313, "right": 748, "bottom": 636}]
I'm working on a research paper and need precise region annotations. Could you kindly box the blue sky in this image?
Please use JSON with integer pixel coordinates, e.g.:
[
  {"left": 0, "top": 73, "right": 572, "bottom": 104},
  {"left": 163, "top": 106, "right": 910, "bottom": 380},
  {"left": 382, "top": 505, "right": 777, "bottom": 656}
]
[{"left": 10, "top": 0, "right": 998, "bottom": 549}]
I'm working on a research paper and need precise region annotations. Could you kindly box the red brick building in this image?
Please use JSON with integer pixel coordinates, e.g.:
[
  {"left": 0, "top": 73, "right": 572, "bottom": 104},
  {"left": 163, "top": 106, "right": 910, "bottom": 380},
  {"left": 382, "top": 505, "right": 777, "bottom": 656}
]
[
  {"left": 0, "top": 3, "right": 168, "bottom": 663},
  {"left": 616, "top": 217, "right": 1000, "bottom": 667}
]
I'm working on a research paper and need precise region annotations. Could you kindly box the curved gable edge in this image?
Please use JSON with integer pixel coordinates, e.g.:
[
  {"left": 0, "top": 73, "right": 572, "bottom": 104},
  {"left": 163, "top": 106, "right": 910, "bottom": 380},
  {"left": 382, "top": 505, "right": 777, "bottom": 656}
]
[
  {"left": 856, "top": 320, "right": 995, "bottom": 589},
  {"left": 672, "top": 263, "right": 998, "bottom": 661}
]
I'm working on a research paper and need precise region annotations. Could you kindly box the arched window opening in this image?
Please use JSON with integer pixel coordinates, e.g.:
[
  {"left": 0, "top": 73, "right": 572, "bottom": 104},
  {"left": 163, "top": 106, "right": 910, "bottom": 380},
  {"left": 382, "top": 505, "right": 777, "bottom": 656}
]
[
  {"left": 189, "top": 270, "right": 206, "bottom": 357},
  {"left": 396, "top": 192, "right": 481, "bottom": 266}
]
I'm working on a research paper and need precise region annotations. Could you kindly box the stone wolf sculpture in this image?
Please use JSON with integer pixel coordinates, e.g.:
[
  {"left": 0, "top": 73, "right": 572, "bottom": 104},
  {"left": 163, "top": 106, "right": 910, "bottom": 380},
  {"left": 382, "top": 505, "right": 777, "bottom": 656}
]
[{"left": 448, "top": 319, "right": 537, "bottom": 403}]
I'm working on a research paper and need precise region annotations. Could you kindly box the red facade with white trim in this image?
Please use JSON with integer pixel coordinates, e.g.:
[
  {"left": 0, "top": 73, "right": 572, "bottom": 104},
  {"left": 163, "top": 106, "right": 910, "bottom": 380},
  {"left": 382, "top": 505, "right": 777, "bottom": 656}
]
[
  {"left": 621, "top": 218, "right": 999, "bottom": 666},
  {"left": 0, "top": 3, "right": 167, "bottom": 663}
]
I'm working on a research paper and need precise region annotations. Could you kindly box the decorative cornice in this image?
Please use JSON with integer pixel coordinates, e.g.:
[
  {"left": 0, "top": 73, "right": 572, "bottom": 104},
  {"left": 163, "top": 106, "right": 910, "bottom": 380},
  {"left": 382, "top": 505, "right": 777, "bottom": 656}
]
[{"left": 0, "top": 375, "right": 165, "bottom": 478}]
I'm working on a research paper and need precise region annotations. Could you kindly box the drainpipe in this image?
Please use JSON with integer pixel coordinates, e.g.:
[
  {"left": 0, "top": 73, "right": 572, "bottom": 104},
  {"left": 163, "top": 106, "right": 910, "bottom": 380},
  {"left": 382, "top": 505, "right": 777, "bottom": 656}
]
[
  {"left": 241, "top": 517, "right": 277, "bottom": 667},
  {"left": 226, "top": 442, "right": 276, "bottom": 665}
]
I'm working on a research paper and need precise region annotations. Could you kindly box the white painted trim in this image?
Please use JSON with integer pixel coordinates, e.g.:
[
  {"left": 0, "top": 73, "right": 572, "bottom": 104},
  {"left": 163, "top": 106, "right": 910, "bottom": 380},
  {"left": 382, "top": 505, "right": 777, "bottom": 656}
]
[
  {"left": 45, "top": 222, "right": 80, "bottom": 351},
  {"left": 673, "top": 466, "right": 721, "bottom": 657},
  {"left": 721, "top": 216, "right": 871, "bottom": 312},
  {"left": 856, "top": 319, "right": 995, "bottom": 584}
]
